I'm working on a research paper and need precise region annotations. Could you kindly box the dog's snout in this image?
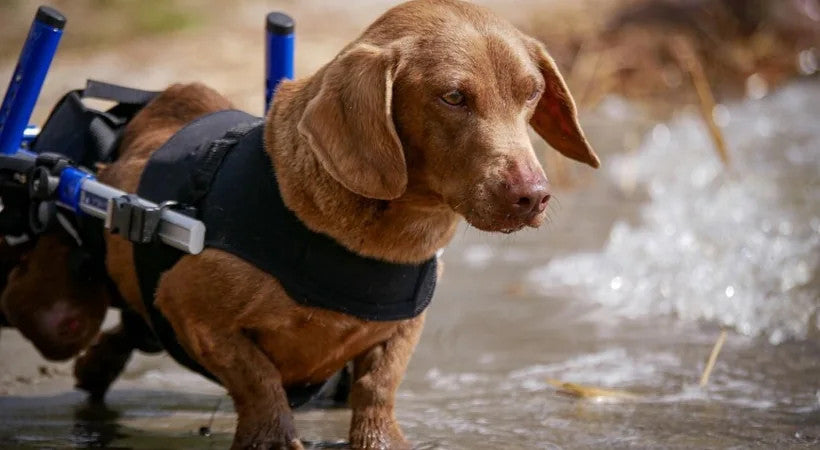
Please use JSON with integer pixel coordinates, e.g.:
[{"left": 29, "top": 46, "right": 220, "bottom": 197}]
[{"left": 501, "top": 164, "right": 550, "bottom": 217}]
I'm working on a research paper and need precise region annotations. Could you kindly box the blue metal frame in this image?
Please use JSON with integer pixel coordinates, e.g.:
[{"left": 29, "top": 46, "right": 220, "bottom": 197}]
[
  {"left": 0, "top": 6, "right": 65, "bottom": 155},
  {"left": 265, "top": 12, "right": 295, "bottom": 112},
  {"left": 56, "top": 166, "right": 94, "bottom": 213},
  {"left": 0, "top": 6, "right": 296, "bottom": 253}
]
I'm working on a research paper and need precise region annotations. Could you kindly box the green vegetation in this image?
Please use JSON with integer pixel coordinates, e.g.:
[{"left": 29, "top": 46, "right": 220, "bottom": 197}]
[{"left": 0, "top": 0, "right": 206, "bottom": 59}]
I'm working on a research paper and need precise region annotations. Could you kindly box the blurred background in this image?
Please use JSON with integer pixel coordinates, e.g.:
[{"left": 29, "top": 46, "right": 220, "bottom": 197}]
[{"left": 0, "top": 0, "right": 818, "bottom": 448}]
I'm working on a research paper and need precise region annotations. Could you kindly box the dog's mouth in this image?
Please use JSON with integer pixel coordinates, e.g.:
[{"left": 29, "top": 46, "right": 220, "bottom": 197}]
[
  {"left": 447, "top": 187, "right": 548, "bottom": 233},
  {"left": 462, "top": 210, "right": 544, "bottom": 233},
  {"left": 497, "top": 224, "right": 526, "bottom": 234}
]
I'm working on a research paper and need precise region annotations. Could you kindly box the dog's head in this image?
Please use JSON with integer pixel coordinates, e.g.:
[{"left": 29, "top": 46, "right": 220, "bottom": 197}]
[
  {"left": 298, "top": 0, "right": 599, "bottom": 233},
  {"left": 0, "top": 233, "right": 109, "bottom": 361}
]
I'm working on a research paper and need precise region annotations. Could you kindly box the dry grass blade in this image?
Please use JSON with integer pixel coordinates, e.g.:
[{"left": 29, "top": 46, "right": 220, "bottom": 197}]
[
  {"left": 670, "top": 36, "right": 732, "bottom": 168},
  {"left": 699, "top": 329, "right": 728, "bottom": 387},
  {"left": 546, "top": 378, "right": 638, "bottom": 400}
]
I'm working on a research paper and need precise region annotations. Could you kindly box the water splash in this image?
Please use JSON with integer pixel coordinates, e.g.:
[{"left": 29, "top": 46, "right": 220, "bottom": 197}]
[{"left": 529, "top": 82, "right": 820, "bottom": 344}]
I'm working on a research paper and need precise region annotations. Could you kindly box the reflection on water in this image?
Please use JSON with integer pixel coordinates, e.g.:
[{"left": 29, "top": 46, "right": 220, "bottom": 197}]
[
  {"left": 72, "top": 401, "right": 124, "bottom": 447},
  {"left": 0, "top": 391, "right": 234, "bottom": 448}
]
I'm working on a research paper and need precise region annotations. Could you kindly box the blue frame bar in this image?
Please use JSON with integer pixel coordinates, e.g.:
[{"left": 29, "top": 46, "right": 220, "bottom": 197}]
[
  {"left": 265, "top": 12, "right": 295, "bottom": 112},
  {"left": 55, "top": 166, "right": 94, "bottom": 213},
  {"left": 0, "top": 6, "right": 65, "bottom": 155}
]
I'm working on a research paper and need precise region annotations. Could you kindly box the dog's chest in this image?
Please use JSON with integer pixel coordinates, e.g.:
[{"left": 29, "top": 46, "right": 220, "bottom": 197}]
[{"left": 253, "top": 305, "right": 401, "bottom": 384}]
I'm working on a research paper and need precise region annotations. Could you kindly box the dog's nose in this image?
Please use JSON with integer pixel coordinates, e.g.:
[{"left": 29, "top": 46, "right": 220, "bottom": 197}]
[
  {"left": 58, "top": 315, "right": 82, "bottom": 337},
  {"left": 511, "top": 184, "right": 550, "bottom": 215},
  {"left": 502, "top": 165, "right": 550, "bottom": 217},
  {"left": 507, "top": 182, "right": 550, "bottom": 217}
]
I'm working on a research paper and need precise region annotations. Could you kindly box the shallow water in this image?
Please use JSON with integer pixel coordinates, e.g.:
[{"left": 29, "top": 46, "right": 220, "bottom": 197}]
[{"left": 1, "top": 82, "right": 819, "bottom": 449}]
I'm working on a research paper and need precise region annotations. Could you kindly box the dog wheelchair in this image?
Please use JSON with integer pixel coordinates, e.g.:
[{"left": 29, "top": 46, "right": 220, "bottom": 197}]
[
  {"left": 0, "top": 6, "right": 359, "bottom": 402},
  {"left": 0, "top": 6, "right": 294, "bottom": 252}
]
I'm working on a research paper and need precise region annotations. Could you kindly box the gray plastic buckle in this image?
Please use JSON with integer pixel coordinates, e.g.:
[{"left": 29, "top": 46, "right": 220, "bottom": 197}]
[{"left": 107, "top": 194, "right": 177, "bottom": 244}]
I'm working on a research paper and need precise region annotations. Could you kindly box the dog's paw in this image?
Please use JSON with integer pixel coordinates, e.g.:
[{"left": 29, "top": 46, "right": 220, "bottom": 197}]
[
  {"left": 232, "top": 414, "right": 302, "bottom": 450},
  {"left": 350, "top": 414, "right": 410, "bottom": 450},
  {"left": 231, "top": 436, "right": 303, "bottom": 450}
]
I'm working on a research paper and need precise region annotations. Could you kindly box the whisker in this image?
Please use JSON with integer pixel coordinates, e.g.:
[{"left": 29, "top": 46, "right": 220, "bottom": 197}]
[{"left": 551, "top": 195, "right": 563, "bottom": 212}]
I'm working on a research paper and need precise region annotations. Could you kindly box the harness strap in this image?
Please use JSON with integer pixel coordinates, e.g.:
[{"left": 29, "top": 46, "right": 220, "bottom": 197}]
[
  {"left": 187, "top": 120, "right": 263, "bottom": 205},
  {"left": 53, "top": 210, "right": 164, "bottom": 352},
  {"left": 83, "top": 80, "right": 159, "bottom": 106},
  {"left": 83, "top": 81, "right": 159, "bottom": 163},
  {"left": 87, "top": 116, "right": 118, "bottom": 162},
  {"left": 31, "top": 80, "right": 159, "bottom": 168}
]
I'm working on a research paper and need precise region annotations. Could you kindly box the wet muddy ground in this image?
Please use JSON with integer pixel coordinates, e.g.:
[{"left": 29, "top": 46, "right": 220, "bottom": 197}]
[
  {"left": 1, "top": 171, "right": 818, "bottom": 448},
  {"left": 1, "top": 1, "right": 818, "bottom": 448}
]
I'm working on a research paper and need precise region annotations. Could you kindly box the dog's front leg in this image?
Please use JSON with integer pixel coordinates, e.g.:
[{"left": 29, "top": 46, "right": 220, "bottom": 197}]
[
  {"left": 74, "top": 324, "right": 135, "bottom": 402},
  {"left": 155, "top": 272, "right": 302, "bottom": 450},
  {"left": 349, "top": 314, "right": 425, "bottom": 450},
  {"left": 75, "top": 311, "right": 162, "bottom": 402}
]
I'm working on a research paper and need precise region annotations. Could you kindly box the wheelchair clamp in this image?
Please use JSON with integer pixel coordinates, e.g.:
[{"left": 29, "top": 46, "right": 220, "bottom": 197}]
[
  {"left": 107, "top": 195, "right": 180, "bottom": 244},
  {"left": 29, "top": 165, "right": 59, "bottom": 199},
  {"left": 28, "top": 199, "right": 55, "bottom": 234},
  {"left": 26, "top": 153, "right": 75, "bottom": 233}
]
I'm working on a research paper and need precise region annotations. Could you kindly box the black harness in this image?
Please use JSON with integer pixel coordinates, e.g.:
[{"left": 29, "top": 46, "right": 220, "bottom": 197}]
[
  {"left": 3, "top": 81, "right": 438, "bottom": 407},
  {"left": 134, "top": 110, "right": 437, "bottom": 405}
]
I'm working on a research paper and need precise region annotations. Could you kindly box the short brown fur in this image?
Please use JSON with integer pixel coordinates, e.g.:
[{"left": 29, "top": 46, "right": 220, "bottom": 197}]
[
  {"left": 0, "top": 234, "right": 110, "bottom": 361},
  {"left": 102, "top": 1, "right": 597, "bottom": 448}
]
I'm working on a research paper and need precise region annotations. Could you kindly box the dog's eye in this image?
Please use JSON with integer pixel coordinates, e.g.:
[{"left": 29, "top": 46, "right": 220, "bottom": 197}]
[
  {"left": 441, "top": 90, "right": 466, "bottom": 106},
  {"left": 527, "top": 87, "right": 541, "bottom": 102}
]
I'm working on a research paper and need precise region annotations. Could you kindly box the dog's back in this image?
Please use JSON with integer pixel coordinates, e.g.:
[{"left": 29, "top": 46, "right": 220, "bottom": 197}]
[
  {"left": 103, "top": 83, "right": 234, "bottom": 193},
  {"left": 99, "top": 83, "right": 233, "bottom": 317}
]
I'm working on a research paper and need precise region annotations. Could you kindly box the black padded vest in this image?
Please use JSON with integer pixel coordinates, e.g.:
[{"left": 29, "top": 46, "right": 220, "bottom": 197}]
[{"left": 134, "top": 110, "right": 437, "bottom": 405}]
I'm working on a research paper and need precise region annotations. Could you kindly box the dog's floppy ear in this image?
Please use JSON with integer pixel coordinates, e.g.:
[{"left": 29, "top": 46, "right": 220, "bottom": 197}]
[
  {"left": 526, "top": 39, "right": 600, "bottom": 168},
  {"left": 298, "top": 43, "right": 407, "bottom": 200}
]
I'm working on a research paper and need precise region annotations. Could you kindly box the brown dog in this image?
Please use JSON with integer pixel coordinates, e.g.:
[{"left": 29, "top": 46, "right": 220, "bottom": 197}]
[
  {"left": 0, "top": 231, "right": 158, "bottom": 400},
  {"left": 0, "top": 233, "right": 110, "bottom": 361},
  {"left": 102, "top": 0, "right": 599, "bottom": 448}
]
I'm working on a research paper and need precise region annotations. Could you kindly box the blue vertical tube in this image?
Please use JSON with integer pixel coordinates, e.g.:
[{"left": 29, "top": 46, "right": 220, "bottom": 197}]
[
  {"left": 265, "top": 12, "right": 294, "bottom": 113},
  {"left": 0, "top": 6, "right": 66, "bottom": 155}
]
